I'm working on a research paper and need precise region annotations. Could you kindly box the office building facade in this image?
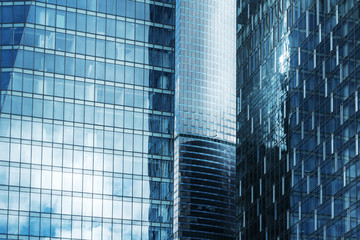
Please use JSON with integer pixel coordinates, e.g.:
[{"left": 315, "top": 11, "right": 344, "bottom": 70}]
[
  {"left": 3, "top": 0, "right": 360, "bottom": 240},
  {"left": 0, "top": 0, "right": 175, "bottom": 239},
  {"left": 237, "top": 0, "right": 360, "bottom": 239},
  {"left": 174, "top": 0, "right": 236, "bottom": 239}
]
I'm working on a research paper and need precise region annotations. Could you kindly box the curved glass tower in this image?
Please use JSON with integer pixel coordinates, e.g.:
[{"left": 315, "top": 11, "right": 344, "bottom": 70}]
[{"left": 174, "top": 0, "right": 237, "bottom": 239}]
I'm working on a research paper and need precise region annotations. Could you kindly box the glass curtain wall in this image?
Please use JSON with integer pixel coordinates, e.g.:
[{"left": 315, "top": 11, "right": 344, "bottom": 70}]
[
  {"left": 237, "top": 0, "right": 360, "bottom": 239},
  {"left": 0, "top": 0, "right": 175, "bottom": 239},
  {"left": 174, "top": 0, "right": 237, "bottom": 239}
]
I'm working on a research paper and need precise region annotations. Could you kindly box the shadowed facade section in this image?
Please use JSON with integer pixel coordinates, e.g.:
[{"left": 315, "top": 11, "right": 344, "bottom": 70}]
[{"left": 176, "top": 138, "right": 235, "bottom": 239}]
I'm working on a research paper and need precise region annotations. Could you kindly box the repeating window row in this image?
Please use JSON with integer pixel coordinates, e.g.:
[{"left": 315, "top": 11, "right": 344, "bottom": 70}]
[
  {"left": 4, "top": 95, "right": 173, "bottom": 129},
  {"left": 10, "top": 46, "right": 174, "bottom": 72},
  {"left": 0, "top": 148, "right": 173, "bottom": 177},
  {"left": 10, "top": 70, "right": 174, "bottom": 95},
  {"left": 0, "top": 172, "right": 172, "bottom": 201},
  {"left": 0, "top": 214, "right": 171, "bottom": 240},
  {"left": 0, "top": 119, "right": 173, "bottom": 155},
  {"left": 0, "top": 193, "right": 172, "bottom": 223},
  {"left": 0, "top": 1, "right": 174, "bottom": 27}
]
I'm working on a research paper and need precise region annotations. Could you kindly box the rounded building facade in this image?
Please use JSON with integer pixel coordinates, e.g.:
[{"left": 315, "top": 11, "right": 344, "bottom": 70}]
[{"left": 174, "top": 0, "right": 237, "bottom": 239}]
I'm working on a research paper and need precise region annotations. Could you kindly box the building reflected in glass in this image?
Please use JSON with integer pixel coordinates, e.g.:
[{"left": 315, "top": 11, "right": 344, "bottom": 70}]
[
  {"left": 237, "top": 0, "right": 360, "bottom": 239},
  {"left": 0, "top": 0, "right": 174, "bottom": 239},
  {"left": 4, "top": 0, "right": 360, "bottom": 239}
]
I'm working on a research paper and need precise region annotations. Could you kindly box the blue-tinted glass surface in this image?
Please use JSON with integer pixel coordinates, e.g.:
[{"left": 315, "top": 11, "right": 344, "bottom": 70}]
[
  {"left": 237, "top": 0, "right": 360, "bottom": 239},
  {"left": 0, "top": 0, "right": 175, "bottom": 239},
  {"left": 174, "top": 0, "right": 237, "bottom": 239}
]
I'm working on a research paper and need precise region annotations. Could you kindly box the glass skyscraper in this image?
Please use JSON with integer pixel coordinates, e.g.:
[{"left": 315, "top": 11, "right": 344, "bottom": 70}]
[
  {"left": 237, "top": 0, "right": 360, "bottom": 239},
  {"left": 2, "top": 0, "right": 360, "bottom": 240},
  {"left": 0, "top": 0, "right": 175, "bottom": 239},
  {"left": 174, "top": 0, "right": 236, "bottom": 239}
]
